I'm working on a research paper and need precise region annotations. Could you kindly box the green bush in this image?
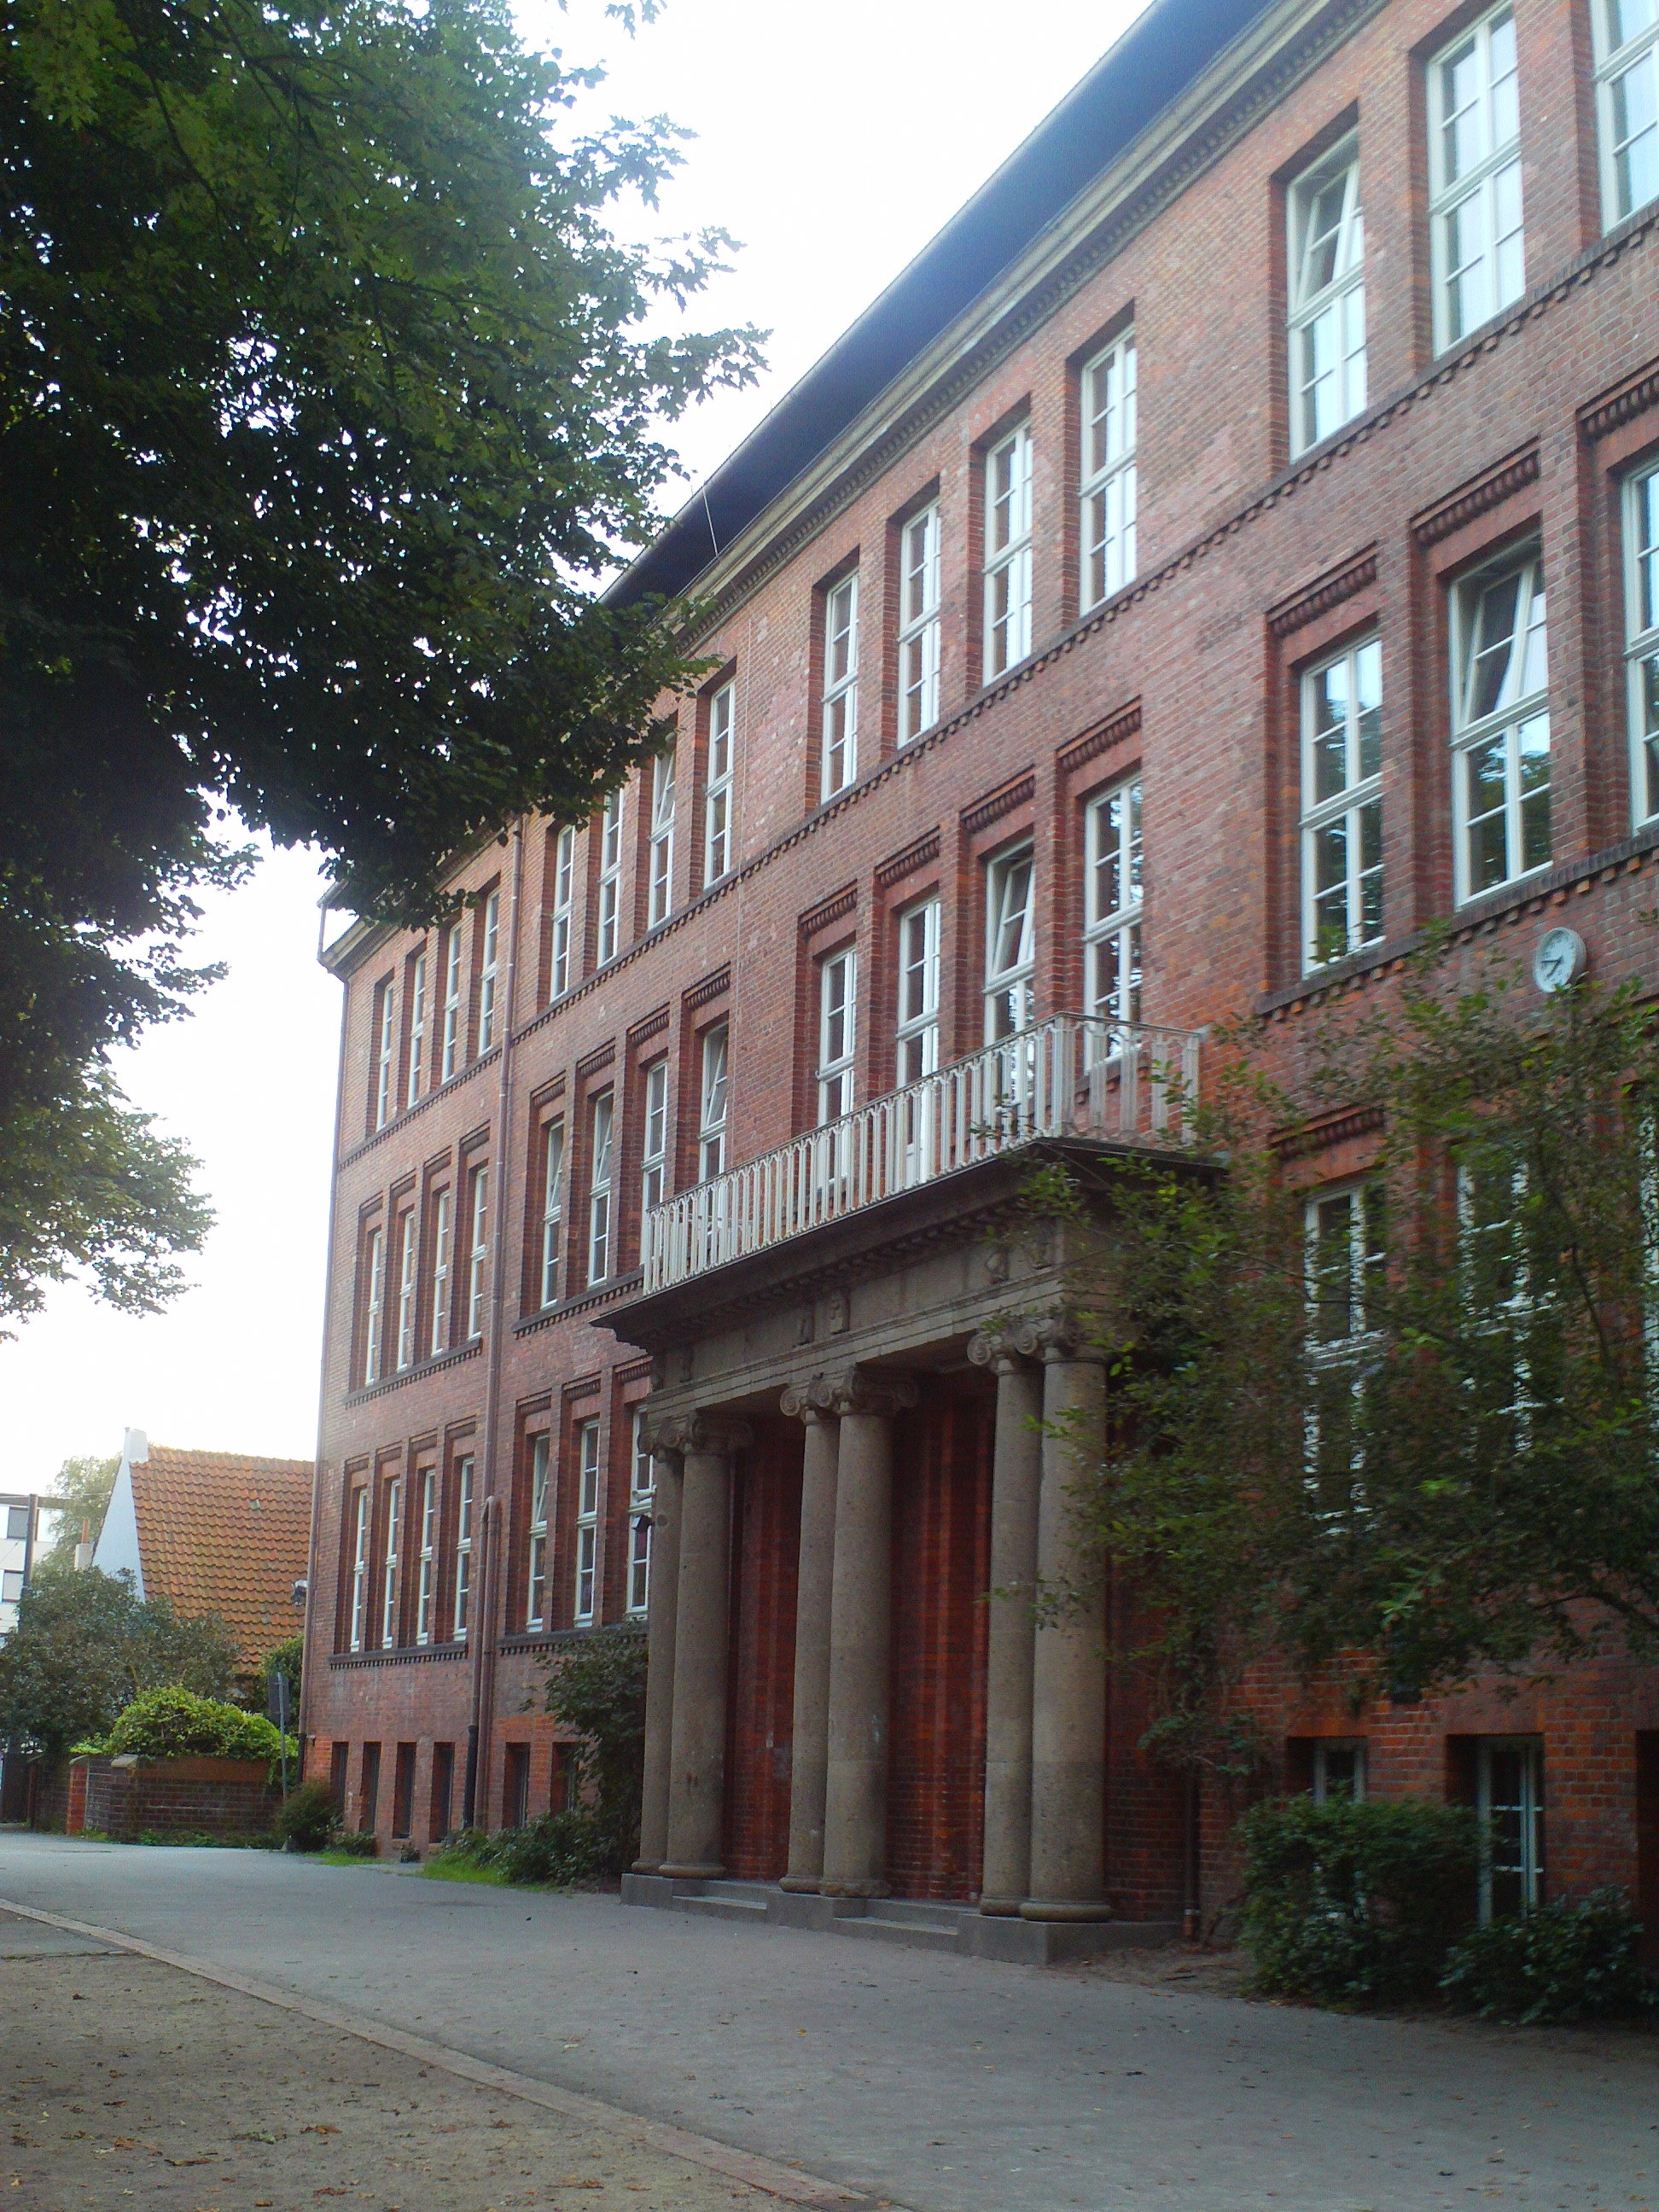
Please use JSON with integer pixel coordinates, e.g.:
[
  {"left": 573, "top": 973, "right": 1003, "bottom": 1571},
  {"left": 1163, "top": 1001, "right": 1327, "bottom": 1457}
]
[
  {"left": 1241, "top": 1795, "right": 1481, "bottom": 2004},
  {"left": 1441, "top": 1890, "right": 1657, "bottom": 2024},
  {"left": 272, "top": 1778, "right": 338, "bottom": 1853},
  {"left": 540, "top": 1633, "right": 647, "bottom": 1873},
  {"left": 106, "top": 1685, "right": 284, "bottom": 1763},
  {"left": 432, "top": 1811, "right": 604, "bottom": 1889},
  {"left": 330, "top": 1825, "right": 379, "bottom": 1858}
]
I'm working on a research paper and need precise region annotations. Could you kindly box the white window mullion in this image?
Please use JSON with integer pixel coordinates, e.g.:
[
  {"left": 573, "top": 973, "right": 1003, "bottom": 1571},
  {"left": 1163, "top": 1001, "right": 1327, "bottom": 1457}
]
[
  {"left": 898, "top": 504, "right": 941, "bottom": 743},
  {"left": 1597, "top": 0, "right": 1659, "bottom": 224},
  {"left": 1080, "top": 334, "right": 1138, "bottom": 607},
  {"left": 415, "top": 1470, "right": 436, "bottom": 1646},
  {"left": 983, "top": 424, "right": 1033, "bottom": 680},
  {"left": 597, "top": 790, "right": 624, "bottom": 966},
  {"left": 406, "top": 950, "right": 427, "bottom": 1107},
  {"left": 1452, "top": 552, "right": 1551, "bottom": 901},
  {"left": 527, "top": 1433, "right": 550, "bottom": 1630},
  {"left": 705, "top": 683, "right": 735, "bottom": 884},
  {"left": 895, "top": 899, "right": 941, "bottom": 1085},
  {"left": 1288, "top": 146, "right": 1365, "bottom": 453},
  {"left": 984, "top": 847, "right": 1036, "bottom": 1043},
  {"left": 453, "top": 1454, "right": 474, "bottom": 1640},
  {"left": 374, "top": 980, "right": 395, "bottom": 1131},
  {"left": 816, "top": 949, "right": 858, "bottom": 1125},
  {"left": 465, "top": 1166, "right": 489, "bottom": 1340},
  {"left": 429, "top": 1187, "right": 451, "bottom": 1356},
  {"left": 1429, "top": 5, "right": 1524, "bottom": 352},
  {"left": 1086, "top": 778, "right": 1144, "bottom": 1024},
  {"left": 362, "top": 1226, "right": 385, "bottom": 1387},
  {"left": 380, "top": 1477, "right": 402, "bottom": 1650},
  {"left": 649, "top": 752, "right": 676, "bottom": 926},
  {"left": 641, "top": 1059, "right": 669, "bottom": 1217},
  {"left": 588, "top": 1091, "right": 614, "bottom": 1284},
  {"left": 698, "top": 1025, "right": 730, "bottom": 1180},
  {"left": 440, "top": 924, "right": 464, "bottom": 1081},
  {"left": 1301, "top": 639, "right": 1383, "bottom": 969},
  {"left": 550, "top": 826, "right": 576, "bottom": 998},
  {"left": 821, "top": 573, "right": 860, "bottom": 798},
  {"left": 539, "top": 1121, "right": 565, "bottom": 1308},
  {"left": 574, "top": 1418, "right": 600, "bottom": 1625},
  {"left": 348, "top": 1488, "right": 369, "bottom": 1653},
  {"left": 477, "top": 888, "right": 500, "bottom": 1051},
  {"left": 1627, "top": 464, "right": 1659, "bottom": 824},
  {"left": 627, "top": 1412, "right": 653, "bottom": 1617},
  {"left": 395, "top": 1208, "right": 416, "bottom": 1370}
]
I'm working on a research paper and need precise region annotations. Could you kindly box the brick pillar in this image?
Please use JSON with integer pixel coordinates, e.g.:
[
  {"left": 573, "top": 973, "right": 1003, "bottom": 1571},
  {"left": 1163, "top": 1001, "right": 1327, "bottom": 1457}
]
[
  {"left": 632, "top": 1434, "right": 684, "bottom": 1874},
  {"left": 969, "top": 1328, "right": 1044, "bottom": 1914},
  {"left": 1022, "top": 1321, "right": 1111, "bottom": 1923},
  {"left": 819, "top": 1370, "right": 917, "bottom": 1900},
  {"left": 779, "top": 1392, "right": 838, "bottom": 1892},
  {"left": 661, "top": 1413, "right": 750, "bottom": 1880}
]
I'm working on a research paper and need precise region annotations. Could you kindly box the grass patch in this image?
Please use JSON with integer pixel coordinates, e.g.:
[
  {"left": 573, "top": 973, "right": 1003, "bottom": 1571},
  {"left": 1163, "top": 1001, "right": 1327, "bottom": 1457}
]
[{"left": 311, "top": 1848, "right": 388, "bottom": 1868}]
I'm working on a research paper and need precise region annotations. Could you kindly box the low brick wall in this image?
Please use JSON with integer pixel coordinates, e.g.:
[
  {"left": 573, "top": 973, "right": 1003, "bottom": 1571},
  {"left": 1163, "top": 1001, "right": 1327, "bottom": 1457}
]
[{"left": 78, "top": 1755, "right": 277, "bottom": 1842}]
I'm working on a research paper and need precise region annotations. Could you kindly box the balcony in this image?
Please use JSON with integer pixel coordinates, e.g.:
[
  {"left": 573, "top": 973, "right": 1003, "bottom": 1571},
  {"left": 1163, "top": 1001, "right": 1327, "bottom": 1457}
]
[{"left": 641, "top": 1013, "right": 1202, "bottom": 1292}]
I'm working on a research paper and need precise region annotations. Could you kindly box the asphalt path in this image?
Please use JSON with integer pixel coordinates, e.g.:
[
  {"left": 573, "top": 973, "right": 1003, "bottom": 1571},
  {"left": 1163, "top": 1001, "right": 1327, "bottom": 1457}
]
[{"left": 3, "top": 1831, "right": 1656, "bottom": 2212}]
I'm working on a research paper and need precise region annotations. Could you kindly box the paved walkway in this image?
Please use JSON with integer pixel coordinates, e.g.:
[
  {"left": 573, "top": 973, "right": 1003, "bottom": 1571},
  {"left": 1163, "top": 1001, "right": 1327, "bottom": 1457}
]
[{"left": 2, "top": 1832, "right": 1656, "bottom": 2212}]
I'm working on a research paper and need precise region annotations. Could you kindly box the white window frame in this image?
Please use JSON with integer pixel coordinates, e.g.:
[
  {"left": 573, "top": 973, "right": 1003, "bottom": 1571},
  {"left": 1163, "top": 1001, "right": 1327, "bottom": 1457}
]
[
  {"left": 380, "top": 1476, "right": 402, "bottom": 1650},
  {"left": 627, "top": 1411, "right": 653, "bottom": 1619},
  {"left": 698, "top": 1023, "right": 730, "bottom": 1181},
  {"left": 597, "top": 789, "right": 624, "bottom": 966},
  {"left": 895, "top": 897, "right": 941, "bottom": 1086},
  {"left": 1085, "top": 777, "right": 1144, "bottom": 1027},
  {"left": 983, "top": 423, "right": 1033, "bottom": 680},
  {"left": 348, "top": 1487, "right": 369, "bottom": 1653},
  {"left": 453, "top": 1454, "right": 474, "bottom": 1640},
  {"left": 1596, "top": 0, "right": 1659, "bottom": 226},
  {"left": 395, "top": 1207, "right": 417, "bottom": 1371},
  {"left": 1305, "top": 1181, "right": 1386, "bottom": 1516},
  {"left": 440, "top": 923, "right": 464, "bottom": 1082},
  {"left": 641, "top": 1058, "right": 669, "bottom": 1218},
  {"left": 477, "top": 888, "right": 500, "bottom": 1052},
  {"left": 898, "top": 503, "right": 941, "bottom": 744},
  {"left": 374, "top": 977, "right": 395, "bottom": 1131},
  {"left": 649, "top": 750, "right": 676, "bottom": 927},
  {"left": 705, "top": 680, "right": 734, "bottom": 885},
  {"left": 1626, "top": 463, "right": 1659, "bottom": 824},
  {"left": 539, "top": 1121, "right": 565, "bottom": 1309},
  {"left": 816, "top": 947, "right": 858, "bottom": 1125},
  {"left": 1477, "top": 1738, "right": 1544, "bottom": 1920},
  {"left": 1311, "top": 1740, "right": 1369, "bottom": 1803},
  {"left": 1429, "top": 3, "right": 1525, "bottom": 354},
  {"left": 983, "top": 844, "right": 1036, "bottom": 1044},
  {"left": 1451, "top": 547, "right": 1551, "bottom": 904},
  {"left": 415, "top": 1470, "right": 436, "bottom": 1646},
  {"left": 362, "top": 1225, "right": 385, "bottom": 1388},
  {"left": 1301, "top": 637, "right": 1383, "bottom": 969},
  {"left": 574, "top": 1417, "right": 600, "bottom": 1625},
  {"left": 1080, "top": 332, "right": 1138, "bottom": 607},
  {"left": 1287, "top": 141, "right": 1366, "bottom": 455},
  {"left": 550, "top": 825, "right": 576, "bottom": 998},
  {"left": 406, "top": 949, "right": 427, "bottom": 1108},
  {"left": 821, "top": 572, "right": 860, "bottom": 798},
  {"left": 465, "top": 1165, "right": 489, "bottom": 1341},
  {"left": 587, "top": 1090, "right": 614, "bottom": 1284},
  {"left": 527, "top": 1432, "right": 551, "bottom": 1631},
  {"left": 429, "top": 1186, "right": 451, "bottom": 1357}
]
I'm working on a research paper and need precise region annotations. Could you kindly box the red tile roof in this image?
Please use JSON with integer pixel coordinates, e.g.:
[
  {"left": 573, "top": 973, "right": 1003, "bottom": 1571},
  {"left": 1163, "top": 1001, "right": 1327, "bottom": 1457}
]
[{"left": 131, "top": 1444, "right": 313, "bottom": 1663}]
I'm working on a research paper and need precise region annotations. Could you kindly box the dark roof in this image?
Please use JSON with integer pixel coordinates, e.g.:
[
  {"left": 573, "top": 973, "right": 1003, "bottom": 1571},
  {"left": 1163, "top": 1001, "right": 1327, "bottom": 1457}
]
[{"left": 608, "top": 0, "right": 1276, "bottom": 611}]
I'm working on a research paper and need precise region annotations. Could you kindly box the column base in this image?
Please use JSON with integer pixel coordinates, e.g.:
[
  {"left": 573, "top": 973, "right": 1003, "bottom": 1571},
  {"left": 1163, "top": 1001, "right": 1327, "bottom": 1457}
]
[
  {"left": 1019, "top": 1898, "right": 1113, "bottom": 1923},
  {"left": 820, "top": 1877, "right": 890, "bottom": 1900},
  {"left": 630, "top": 1856, "right": 664, "bottom": 1876},
  {"left": 976, "top": 1895, "right": 1023, "bottom": 1918},
  {"left": 660, "top": 1860, "right": 725, "bottom": 1880},
  {"left": 778, "top": 1874, "right": 823, "bottom": 1894}
]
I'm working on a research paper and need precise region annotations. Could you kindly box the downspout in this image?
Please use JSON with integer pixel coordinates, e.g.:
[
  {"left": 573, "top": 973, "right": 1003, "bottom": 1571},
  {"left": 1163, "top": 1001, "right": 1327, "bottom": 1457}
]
[
  {"left": 1182, "top": 1768, "right": 1202, "bottom": 1942},
  {"left": 463, "top": 821, "right": 527, "bottom": 1830},
  {"left": 300, "top": 960, "right": 352, "bottom": 1778}
]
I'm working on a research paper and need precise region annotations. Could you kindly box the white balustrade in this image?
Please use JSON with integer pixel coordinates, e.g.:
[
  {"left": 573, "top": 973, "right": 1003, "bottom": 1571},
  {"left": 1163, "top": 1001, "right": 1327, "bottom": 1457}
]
[{"left": 641, "top": 1014, "right": 1201, "bottom": 1292}]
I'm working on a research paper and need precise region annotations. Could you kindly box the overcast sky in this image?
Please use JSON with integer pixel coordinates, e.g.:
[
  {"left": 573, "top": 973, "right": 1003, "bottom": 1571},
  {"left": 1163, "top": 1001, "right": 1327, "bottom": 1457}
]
[{"left": 0, "top": 0, "right": 1146, "bottom": 1493}]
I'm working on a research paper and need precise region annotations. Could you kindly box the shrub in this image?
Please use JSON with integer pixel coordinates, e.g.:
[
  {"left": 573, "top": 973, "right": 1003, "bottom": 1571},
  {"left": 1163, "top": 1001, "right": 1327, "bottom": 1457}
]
[
  {"left": 540, "top": 1633, "right": 647, "bottom": 1873},
  {"left": 273, "top": 1778, "right": 338, "bottom": 1853},
  {"left": 106, "top": 1685, "right": 284, "bottom": 1763},
  {"left": 1240, "top": 1795, "right": 1481, "bottom": 2004},
  {"left": 330, "top": 1825, "right": 379, "bottom": 1858},
  {"left": 1441, "top": 1890, "right": 1657, "bottom": 2024},
  {"left": 432, "top": 1811, "right": 604, "bottom": 1889}
]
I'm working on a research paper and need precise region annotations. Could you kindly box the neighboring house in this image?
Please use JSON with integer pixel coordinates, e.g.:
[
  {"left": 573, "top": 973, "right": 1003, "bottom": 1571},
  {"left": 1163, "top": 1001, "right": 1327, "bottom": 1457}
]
[
  {"left": 0, "top": 1495, "right": 61, "bottom": 1639},
  {"left": 93, "top": 1429, "right": 312, "bottom": 1665}
]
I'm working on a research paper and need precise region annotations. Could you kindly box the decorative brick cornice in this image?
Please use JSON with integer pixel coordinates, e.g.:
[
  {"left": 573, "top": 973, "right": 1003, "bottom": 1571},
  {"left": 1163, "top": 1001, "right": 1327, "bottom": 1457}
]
[
  {"left": 626, "top": 1004, "right": 670, "bottom": 1050},
  {"left": 513, "top": 1267, "right": 644, "bottom": 1338},
  {"left": 338, "top": 1045, "right": 496, "bottom": 1172},
  {"left": 962, "top": 771, "right": 1036, "bottom": 836},
  {"left": 1266, "top": 548, "right": 1377, "bottom": 637},
  {"left": 574, "top": 1039, "right": 615, "bottom": 1082},
  {"left": 875, "top": 829, "right": 941, "bottom": 890},
  {"left": 328, "top": 1642, "right": 467, "bottom": 1670},
  {"left": 1580, "top": 352, "right": 1659, "bottom": 439},
  {"left": 799, "top": 883, "right": 859, "bottom": 937},
  {"left": 1272, "top": 1103, "right": 1386, "bottom": 1161},
  {"left": 344, "top": 1336, "right": 480, "bottom": 1409},
  {"left": 1411, "top": 445, "right": 1540, "bottom": 547},
  {"left": 684, "top": 963, "right": 731, "bottom": 1011},
  {"left": 1057, "top": 700, "right": 1141, "bottom": 773}
]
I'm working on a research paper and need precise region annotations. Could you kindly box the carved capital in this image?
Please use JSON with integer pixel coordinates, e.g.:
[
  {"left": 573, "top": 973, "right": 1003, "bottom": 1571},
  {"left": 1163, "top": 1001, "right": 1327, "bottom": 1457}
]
[
  {"left": 779, "top": 1382, "right": 826, "bottom": 1424},
  {"left": 967, "top": 1324, "right": 1033, "bottom": 1376},
  {"left": 639, "top": 1410, "right": 753, "bottom": 1458},
  {"left": 1009, "top": 1311, "right": 1107, "bottom": 1365},
  {"left": 810, "top": 1366, "right": 919, "bottom": 1420}
]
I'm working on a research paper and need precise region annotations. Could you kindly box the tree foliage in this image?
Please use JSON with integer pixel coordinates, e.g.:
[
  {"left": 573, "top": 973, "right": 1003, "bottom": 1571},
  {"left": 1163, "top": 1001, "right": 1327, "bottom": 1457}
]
[
  {"left": 1062, "top": 957, "right": 1659, "bottom": 1756},
  {"left": 0, "top": 0, "right": 760, "bottom": 1323},
  {"left": 541, "top": 1630, "right": 646, "bottom": 1865},
  {"left": 38, "top": 1454, "right": 119, "bottom": 1567}
]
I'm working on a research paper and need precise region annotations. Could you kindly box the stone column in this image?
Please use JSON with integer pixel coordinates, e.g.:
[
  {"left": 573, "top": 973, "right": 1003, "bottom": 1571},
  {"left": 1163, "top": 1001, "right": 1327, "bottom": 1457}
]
[
  {"left": 818, "top": 1369, "right": 917, "bottom": 1899},
  {"left": 968, "top": 1328, "right": 1045, "bottom": 1915},
  {"left": 661, "top": 1413, "right": 751, "bottom": 1880},
  {"left": 632, "top": 1431, "right": 684, "bottom": 1874},
  {"left": 1020, "top": 1320, "right": 1112, "bottom": 1922},
  {"left": 779, "top": 1389, "right": 838, "bottom": 1893}
]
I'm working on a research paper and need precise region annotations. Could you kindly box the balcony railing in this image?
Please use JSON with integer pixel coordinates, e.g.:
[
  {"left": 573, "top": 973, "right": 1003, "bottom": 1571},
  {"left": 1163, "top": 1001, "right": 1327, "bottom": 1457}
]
[{"left": 641, "top": 1013, "right": 1202, "bottom": 1293}]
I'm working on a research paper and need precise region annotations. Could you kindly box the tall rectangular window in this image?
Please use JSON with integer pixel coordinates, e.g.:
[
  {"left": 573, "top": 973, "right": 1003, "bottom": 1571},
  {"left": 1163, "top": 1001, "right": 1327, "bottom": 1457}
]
[
  {"left": 348, "top": 1487, "right": 368, "bottom": 1653},
  {"left": 440, "top": 924, "right": 464, "bottom": 1082},
  {"left": 1598, "top": 0, "right": 1659, "bottom": 223},
  {"left": 821, "top": 573, "right": 859, "bottom": 798},
  {"left": 395, "top": 1208, "right": 417, "bottom": 1370},
  {"left": 895, "top": 898, "right": 941, "bottom": 1084},
  {"left": 574, "top": 1418, "right": 601, "bottom": 1625},
  {"left": 527, "top": 1432, "right": 550, "bottom": 1630},
  {"left": 477, "top": 888, "right": 500, "bottom": 1052},
  {"left": 1477, "top": 1738, "right": 1544, "bottom": 1919},
  {"left": 649, "top": 752, "right": 676, "bottom": 926},
  {"left": 1627, "top": 464, "right": 1659, "bottom": 822},
  {"left": 550, "top": 825, "right": 576, "bottom": 998},
  {"left": 380, "top": 1477, "right": 402, "bottom": 1650},
  {"left": 1452, "top": 548, "right": 1550, "bottom": 900},
  {"left": 597, "top": 789, "right": 624, "bottom": 965},
  {"left": 1080, "top": 334, "right": 1138, "bottom": 607},
  {"left": 1288, "top": 143, "right": 1365, "bottom": 453},
  {"left": 816, "top": 948, "right": 858, "bottom": 1123},
  {"left": 465, "top": 1165, "right": 489, "bottom": 1340},
  {"left": 983, "top": 424, "right": 1033, "bottom": 679},
  {"left": 453, "top": 1454, "right": 474, "bottom": 1639},
  {"left": 1429, "top": 4, "right": 1524, "bottom": 352},
  {"left": 588, "top": 1091, "right": 614, "bottom": 1284},
  {"left": 898, "top": 504, "right": 941, "bottom": 743},
  {"left": 406, "top": 949, "right": 428, "bottom": 1107},
  {"left": 698, "top": 1024, "right": 729, "bottom": 1180},
  {"left": 373, "top": 978, "right": 396, "bottom": 1131},
  {"left": 1306, "top": 1182, "right": 1386, "bottom": 1515},
  {"left": 1301, "top": 638, "right": 1382, "bottom": 968},
  {"left": 429, "top": 1187, "right": 451, "bottom": 1356},
  {"left": 1086, "top": 778, "right": 1144, "bottom": 1025},
  {"left": 1311, "top": 1741, "right": 1369, "bottom": 1803},
  {"left": 627, "top": 1412, "right": 652, "bottom": 1618},
  {"left": 362, "top": 1226, "right": 385, "bottom": 1388},
  {"left": 640, "top": 1059, "right": 669, "bottom": 1217},
  {"left": 984, "top": 846, "right": 1036, "bottom": 1042},
  {"left": 415, "top": 1470, "right": 436, "bottom": 1645},
  {"left": 705, "top": 682, "right": 734, "bottom": 883},
  {"left": 539, "top": 1121, "right": 565, "bottom": 1308}
]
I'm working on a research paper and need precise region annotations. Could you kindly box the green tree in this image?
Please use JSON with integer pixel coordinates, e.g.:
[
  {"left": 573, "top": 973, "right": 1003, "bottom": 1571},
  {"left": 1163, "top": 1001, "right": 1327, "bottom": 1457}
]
[
  {"left": 1059, "top": 958, "right": 1659, "bottom": 1761},
  {"left": 0, "top": 1564, "right": 240, "bottom": 1754},
  {"left": 38, "top": 1454, "right": 119, "bottom": 1569},
  {"left": 541, "top": 1632, "right": 646, "bottom": 1866},
  {"left": 1, "top": 0, "right": 760, "bottom": 1326}
]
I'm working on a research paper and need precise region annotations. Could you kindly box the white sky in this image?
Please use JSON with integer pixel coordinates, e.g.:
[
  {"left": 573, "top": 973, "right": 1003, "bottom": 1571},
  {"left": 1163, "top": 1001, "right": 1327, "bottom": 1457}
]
[{"left": 0, "top": 0, "right": 1145, "bottom": 1493}]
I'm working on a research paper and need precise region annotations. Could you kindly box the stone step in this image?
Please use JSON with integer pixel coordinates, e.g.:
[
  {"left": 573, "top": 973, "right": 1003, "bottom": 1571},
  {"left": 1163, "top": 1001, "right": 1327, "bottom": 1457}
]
[
  {"left": 861, "top": 1897, "right": 974, "bottom": 1928},
  {"left": 678, "top": 1893, "right": 770, "bottom": 1923},
  {"left": 835, "top": 1913, "right": 963, "bottom": 1952}
]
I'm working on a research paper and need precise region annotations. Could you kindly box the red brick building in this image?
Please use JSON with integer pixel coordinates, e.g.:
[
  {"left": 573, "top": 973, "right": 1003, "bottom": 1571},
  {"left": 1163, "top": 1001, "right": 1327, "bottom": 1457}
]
[{"left": 303, "top": 0, "right": 1659, "bottom": 1953}]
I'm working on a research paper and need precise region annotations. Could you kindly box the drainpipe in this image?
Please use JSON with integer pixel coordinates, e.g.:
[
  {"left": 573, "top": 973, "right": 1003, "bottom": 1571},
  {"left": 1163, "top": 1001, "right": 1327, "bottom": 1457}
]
[{"left": 1182, "top": 1768, "right": 1202, "bottom": 1941}]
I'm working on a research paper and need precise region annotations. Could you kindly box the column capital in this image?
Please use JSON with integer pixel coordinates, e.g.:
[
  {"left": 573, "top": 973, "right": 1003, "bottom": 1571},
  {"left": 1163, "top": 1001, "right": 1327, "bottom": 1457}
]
[
  {"left": 967, "top": 1324, "right": 1035, "bottom": 1376},
  {"left": 811, "top": 1366, "right": 918, "bottom": 1420},
  {"left": 640, "top": 1409, "right": 753, "bottom": 1459},
  {"left": 1009, "top": 1311, "right": 1108, "bottom": 1366},
  {"left": 779, "top": 1382, "right": 826, "bottom": 1424}
]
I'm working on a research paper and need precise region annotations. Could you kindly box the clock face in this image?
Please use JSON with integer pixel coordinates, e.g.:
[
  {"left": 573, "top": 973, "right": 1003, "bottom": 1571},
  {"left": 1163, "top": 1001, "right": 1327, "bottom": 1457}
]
[{"left": 1533, "top": 926, "right": 1586, "bottom": 993}]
